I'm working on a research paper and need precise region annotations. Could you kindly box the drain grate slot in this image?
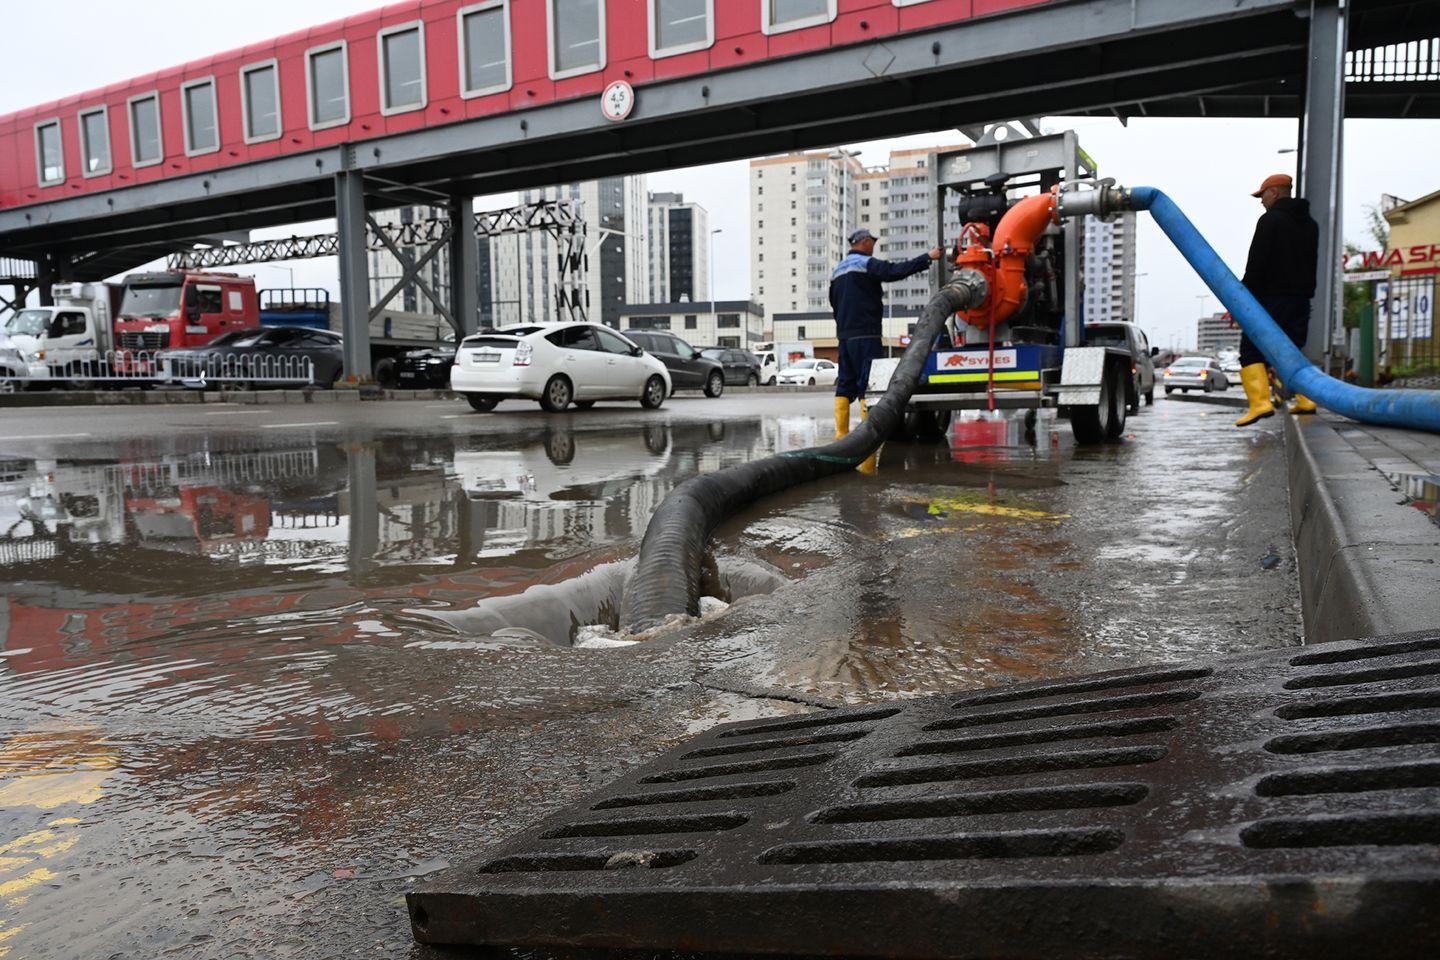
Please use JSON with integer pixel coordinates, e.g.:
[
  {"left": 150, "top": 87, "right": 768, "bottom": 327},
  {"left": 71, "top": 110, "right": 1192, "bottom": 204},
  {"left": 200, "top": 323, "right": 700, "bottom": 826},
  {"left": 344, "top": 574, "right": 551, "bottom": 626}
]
[
  {"left": 542, "top": 813, "right": 748, "bottom": 839},
  {"left": 479, "top": 849, "right": 698, "bottom": 873},
  {"left": 681, "top": 729, "right": 868, "bottom": 760},
  {"left": 716, "top": 708, "right": 902, "bottom": 740},
  {"left": 593, "top": 781, "right": 797, "bottom": 811},
  {"left": 899, "top": 716, "right": 1179, "bottom": 757},
  {"left": 1290, "top": 636, "right": 1440, "bottom": 666},
  {"left": 1256, "top": 761, "right": 1440, "bottom": 797},
  {"left": 929, "top": 689, "right": 1200, "bottom": 732},
  {"left": 810, "top": 782, "right": 1149, "bottom": 824},
  {"left": 758, "top": 827, "right": 1125, "bottom": 864},
  {"left": 1275, "top": 688, "right": 1440, "bottom": 720},
  {"left": 638, "top": 752, "right": 836, "bottom": 785},
  {"left": 1241, "top": 812, "right": 1440, "bottom": 849},
  {"left": 950, "top": 667, "right": 1211, "bottom": 709},
  {"left": 855, "top": 746, "right": 1167, "bottom": 789},
  {"left": 1264, "top": 722, "right": 1440, "bottom": 754},
  {"left": 1283, "top": 660, "right": 1440, "bottom": 689}
]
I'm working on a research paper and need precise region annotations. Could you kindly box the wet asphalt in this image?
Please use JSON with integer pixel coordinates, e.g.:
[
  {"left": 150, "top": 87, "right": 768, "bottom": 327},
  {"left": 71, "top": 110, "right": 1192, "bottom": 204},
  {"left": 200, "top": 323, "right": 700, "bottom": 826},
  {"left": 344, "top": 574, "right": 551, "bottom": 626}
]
[{"left": 0, "top": 392, "right": 1300, "bottom": 958}]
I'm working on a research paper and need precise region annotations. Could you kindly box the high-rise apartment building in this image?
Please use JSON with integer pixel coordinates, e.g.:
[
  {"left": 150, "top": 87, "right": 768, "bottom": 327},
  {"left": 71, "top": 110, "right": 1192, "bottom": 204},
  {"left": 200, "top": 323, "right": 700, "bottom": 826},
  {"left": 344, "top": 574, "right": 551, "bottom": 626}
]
[
  {"left": 749, "top": 150, "right": 863, "bottom": 322},
  {"left": 1197, "top": 312, "right": 1242, "bottom": 354},
  {"left": 858, "top": 145, "right": 970, "bottom": 313},
  {"left": 647, "top": 192, "right": 710, "bottom": 304},
  {"left": 486, "top": 175, "right": 648, "bottom": 328},
  {"left": 367, "top": 205, "right": 450, "bottom": 314},
  {"left": 1081, "top": 211, "right": 1137, "bottom": 324}
]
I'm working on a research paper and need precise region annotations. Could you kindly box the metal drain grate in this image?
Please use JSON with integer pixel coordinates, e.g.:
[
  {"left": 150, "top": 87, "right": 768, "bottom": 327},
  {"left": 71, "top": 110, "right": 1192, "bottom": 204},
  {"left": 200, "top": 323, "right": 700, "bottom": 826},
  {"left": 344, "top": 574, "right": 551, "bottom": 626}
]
[{"left": 409, "top": 632, "right": 1440, "bottom": 958}]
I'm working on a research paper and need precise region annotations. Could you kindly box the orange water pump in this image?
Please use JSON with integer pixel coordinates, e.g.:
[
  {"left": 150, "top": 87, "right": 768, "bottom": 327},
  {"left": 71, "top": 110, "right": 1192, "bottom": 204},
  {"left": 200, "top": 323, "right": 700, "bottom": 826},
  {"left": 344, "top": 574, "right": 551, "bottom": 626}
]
[{"left": 953, "top": 191, "right": 1059, "bottom": 331}]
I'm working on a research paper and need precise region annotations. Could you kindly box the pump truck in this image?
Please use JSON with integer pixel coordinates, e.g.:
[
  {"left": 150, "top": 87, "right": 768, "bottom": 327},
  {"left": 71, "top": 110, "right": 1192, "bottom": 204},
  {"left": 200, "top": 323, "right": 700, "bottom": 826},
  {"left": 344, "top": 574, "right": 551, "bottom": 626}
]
[{"left": 867, "top": 132, "right": 1137, "bottom": 445}]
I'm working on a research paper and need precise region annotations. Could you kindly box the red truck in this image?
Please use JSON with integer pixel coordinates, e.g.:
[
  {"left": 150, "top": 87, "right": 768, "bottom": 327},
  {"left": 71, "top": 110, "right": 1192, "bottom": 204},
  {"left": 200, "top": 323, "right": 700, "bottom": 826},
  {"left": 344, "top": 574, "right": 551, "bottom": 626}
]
[{"left": 114, "top": 271, "right": 259, "bottom": 362}]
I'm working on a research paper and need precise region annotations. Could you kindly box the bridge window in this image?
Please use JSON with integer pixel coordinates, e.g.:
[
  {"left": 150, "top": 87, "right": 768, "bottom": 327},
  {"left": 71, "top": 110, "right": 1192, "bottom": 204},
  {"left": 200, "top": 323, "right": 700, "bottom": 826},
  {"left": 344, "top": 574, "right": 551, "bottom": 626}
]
[
  {"left": 128, "top": 93, "right": 163, "bottom": 167},
  {"left": 380, "top": 21, "right": 427, "bottom": 114},
  {"left": 79, "top": 106, "right": 112, "bottom": 177},
  {"left": 548, "top": 0, "right": 606, "bottom": 80},
  {"left": 241, "top": 61, "right": 282, "bottom": 143},
  {"left": 459, "top": 1, "right": 512, "bottom": 97},
  {"left": 34, "top": 119, "right": 64, "bottom": 185},
  {"left": 181, "top": 78, "right": 219, "bottom": 156},
  {"left": 650, "top": 0, "right": 711, "bottom": 57},
  {"left": 762, "top": 0, "right": 836, "bottom": 35},
  {"left": 307, "top": 41, "right": 351, "bottom": 130}
]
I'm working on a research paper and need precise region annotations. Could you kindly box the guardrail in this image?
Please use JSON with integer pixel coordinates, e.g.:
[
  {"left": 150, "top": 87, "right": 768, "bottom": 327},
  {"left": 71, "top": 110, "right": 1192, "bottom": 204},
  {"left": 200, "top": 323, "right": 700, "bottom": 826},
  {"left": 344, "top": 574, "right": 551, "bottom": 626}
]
[{"left": 0, "top": 350, "right": 315, "bottom": 392}]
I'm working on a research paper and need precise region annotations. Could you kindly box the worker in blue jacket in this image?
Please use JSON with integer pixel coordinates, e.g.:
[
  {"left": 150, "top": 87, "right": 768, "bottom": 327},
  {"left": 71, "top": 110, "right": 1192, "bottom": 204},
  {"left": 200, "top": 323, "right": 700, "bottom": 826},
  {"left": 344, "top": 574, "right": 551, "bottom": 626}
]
[{"left": 828, "top": 228, "right": 942, "bottom": 437}]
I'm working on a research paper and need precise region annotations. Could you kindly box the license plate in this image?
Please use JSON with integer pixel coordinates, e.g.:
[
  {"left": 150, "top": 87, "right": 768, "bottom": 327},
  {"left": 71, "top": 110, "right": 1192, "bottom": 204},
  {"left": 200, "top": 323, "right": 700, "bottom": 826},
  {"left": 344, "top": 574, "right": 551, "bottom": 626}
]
[
  {"left": 473, "top": 351, "right": 501, "bottom": 364},
  {"left": 145, "top": 324, "right": 168, "bottom": 333}
]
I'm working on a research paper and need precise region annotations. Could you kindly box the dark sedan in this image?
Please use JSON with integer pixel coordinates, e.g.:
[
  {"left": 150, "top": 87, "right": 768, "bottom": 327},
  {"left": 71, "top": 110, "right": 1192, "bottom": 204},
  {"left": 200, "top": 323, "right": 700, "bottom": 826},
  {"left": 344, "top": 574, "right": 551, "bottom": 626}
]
[
  {"left": 394, "top": 347, "right": 453, "bottom": 389},
  {"left": 701, "top": 347, "right": 763, "bottom": 387},
  {"left": 157, "top": 326, "right": 344, "bottom": 389},
  {"left": 625, "top": 330, "right": 726, "bottom": 397}
]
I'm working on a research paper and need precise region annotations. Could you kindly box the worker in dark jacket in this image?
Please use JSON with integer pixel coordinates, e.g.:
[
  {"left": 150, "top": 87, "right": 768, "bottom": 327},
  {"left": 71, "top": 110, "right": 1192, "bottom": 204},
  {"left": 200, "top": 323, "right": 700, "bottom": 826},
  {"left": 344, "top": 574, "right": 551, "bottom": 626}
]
[
  {"left": 828, "top": 228, "right": 942, "bottom": 437},
  {"left": 1236, "top": 173, "right": 1320, "bottom": 426}
]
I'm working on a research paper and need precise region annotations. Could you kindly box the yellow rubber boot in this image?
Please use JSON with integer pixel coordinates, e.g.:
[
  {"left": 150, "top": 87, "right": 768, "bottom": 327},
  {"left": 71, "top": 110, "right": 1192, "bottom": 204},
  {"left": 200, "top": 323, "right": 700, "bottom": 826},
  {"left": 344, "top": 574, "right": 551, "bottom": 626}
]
[
  {"left": 1236, "top": 363, "right": 1276, "bottom": 427},
  {"left": 833, "top": 396, "right": 852, "bottom": 438},
  {"left": 857, "top": 399, "right": 878, "bottom": 474},
  {"left": 1289, "top": 394, "right": 1318, "bottom": 415}
]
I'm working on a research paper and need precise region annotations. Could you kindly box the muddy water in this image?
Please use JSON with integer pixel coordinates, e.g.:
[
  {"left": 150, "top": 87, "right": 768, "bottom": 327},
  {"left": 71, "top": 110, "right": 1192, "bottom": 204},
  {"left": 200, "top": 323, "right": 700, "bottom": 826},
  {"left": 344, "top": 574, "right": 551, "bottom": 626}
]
[{"left": 0, "top": 398, "right": 1300, "bottom": 957}]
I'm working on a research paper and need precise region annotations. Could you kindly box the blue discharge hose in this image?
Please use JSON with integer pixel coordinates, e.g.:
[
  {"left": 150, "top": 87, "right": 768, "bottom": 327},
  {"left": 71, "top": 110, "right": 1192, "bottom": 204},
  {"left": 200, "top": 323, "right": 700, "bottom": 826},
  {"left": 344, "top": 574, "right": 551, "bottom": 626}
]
[{"left": 1129, "top": 186, "right": 1440, "bottom": 433}]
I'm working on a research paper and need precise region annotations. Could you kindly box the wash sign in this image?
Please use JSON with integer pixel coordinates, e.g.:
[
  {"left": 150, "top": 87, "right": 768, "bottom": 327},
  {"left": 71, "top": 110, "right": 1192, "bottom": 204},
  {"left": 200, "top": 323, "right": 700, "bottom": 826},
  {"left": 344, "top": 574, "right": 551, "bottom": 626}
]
[{"left": 1377, "top": 280, "right": 1435, "bottom": 340}]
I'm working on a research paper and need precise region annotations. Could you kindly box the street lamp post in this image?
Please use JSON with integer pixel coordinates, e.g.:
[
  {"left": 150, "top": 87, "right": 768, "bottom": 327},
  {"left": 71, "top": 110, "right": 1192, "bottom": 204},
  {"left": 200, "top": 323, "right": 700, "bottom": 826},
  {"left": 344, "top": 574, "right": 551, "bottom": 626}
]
[{"left": 709, "top": 227, "right": 722, "bottom": 341}]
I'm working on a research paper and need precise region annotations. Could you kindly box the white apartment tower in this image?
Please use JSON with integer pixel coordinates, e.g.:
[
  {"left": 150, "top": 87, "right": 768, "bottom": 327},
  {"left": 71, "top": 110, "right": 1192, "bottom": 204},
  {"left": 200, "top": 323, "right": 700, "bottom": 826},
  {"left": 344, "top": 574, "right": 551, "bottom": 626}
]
[
  {"left": 647, "top": 192, "right": 711, "bottom": 304},
  {"left": 1082, "top": 212, "right": 1137, "bottom": 324},
  {"left": 749, "top": 150, "right": 863, "bottom": 322},
  {"left": 487, "top": 175, "right": 649, "bottom": 328}
]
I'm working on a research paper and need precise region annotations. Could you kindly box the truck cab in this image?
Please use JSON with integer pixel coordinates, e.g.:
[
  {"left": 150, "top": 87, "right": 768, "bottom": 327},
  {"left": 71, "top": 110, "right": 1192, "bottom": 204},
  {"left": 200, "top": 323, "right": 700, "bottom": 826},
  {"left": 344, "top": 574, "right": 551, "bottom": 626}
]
[
  {"left": 2, "top": 282, "right": 122, "bottom": 383},
  {"left": 115, "top": 272, "right": 259, "bottom": 356}
]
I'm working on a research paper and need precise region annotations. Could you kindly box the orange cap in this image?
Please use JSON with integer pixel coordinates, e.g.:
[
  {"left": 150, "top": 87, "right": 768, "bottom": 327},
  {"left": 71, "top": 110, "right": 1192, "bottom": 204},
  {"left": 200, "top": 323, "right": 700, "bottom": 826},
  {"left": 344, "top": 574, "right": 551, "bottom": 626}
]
[{"left": 1251, "top": 173, "right": 1293, "bottom": 198}]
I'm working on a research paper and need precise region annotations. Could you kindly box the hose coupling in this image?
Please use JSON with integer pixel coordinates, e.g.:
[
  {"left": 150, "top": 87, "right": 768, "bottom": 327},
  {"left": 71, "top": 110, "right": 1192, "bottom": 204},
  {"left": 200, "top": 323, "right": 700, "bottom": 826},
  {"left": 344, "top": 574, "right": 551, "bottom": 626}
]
[
  {"left": 1055, "top": 178, "right": 1129, "bottom": 223},
  {"left": 948, "top": 269, "right": 989, "bottom": 312}
]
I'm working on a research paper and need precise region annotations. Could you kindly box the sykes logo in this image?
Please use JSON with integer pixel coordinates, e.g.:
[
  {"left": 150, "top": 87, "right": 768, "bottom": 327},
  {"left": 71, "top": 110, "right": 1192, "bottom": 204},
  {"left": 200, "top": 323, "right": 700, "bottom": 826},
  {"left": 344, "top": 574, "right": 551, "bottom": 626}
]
[{"left": 936, "top": 349, "right": 1018, "bottom": 371}]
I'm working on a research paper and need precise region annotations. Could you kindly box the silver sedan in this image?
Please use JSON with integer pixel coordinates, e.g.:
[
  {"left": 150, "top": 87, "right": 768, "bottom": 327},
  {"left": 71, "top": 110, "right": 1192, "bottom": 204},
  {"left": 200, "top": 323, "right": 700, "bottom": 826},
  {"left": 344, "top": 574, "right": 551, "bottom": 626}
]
[{"left": 1163, "top": 356, "right": 1230, "bottom": 394}]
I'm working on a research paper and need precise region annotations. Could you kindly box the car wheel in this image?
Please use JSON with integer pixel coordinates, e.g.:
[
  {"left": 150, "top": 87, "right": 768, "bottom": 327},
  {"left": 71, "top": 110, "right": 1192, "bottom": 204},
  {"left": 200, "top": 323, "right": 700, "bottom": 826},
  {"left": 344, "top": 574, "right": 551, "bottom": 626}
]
[
  {"left": 1164, "top": 386, "right": 1174, "bottom": 396},
  {"left": 573, "top": 400, "right": 596, "bottom": 410},
  {"left": 540, "top": 375, "right": 572, "bottom": 412},
  {"left": 704, "top": 371, "right": 724, "bottom": 398},
  {"left": 544, "top": 431, "right": 575, "bottom": 465},
  {"left": 1145, "top": 389, "right": 1154, "bottom": 406},
  {"left": 746, "top": 374, "right": 759, "bottom": 388},
  {"left": 1203, "top": 379, "right": 1214, "bottom": 393},
  {"left": 0, "top": 376, "right": 18, "bottom": 394},
  {"left": 466, "top": 394, "right": 499, "bottom": 412},
  {"left": 641, "top": 375, "right": 667, "bottom": 410},
  {"left": 808, "top": 377, "right": 816, "bottom": 386},
  {"left": 373, "top": 357, "right": 398, "bottom": 388}
]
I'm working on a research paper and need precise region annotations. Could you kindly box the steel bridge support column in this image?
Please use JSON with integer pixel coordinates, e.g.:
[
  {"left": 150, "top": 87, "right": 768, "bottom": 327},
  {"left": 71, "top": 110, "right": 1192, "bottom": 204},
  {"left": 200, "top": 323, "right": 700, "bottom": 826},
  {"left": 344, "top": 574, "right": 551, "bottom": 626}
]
[
  {"left": 345, "top": 442, "right": 378, "bottom": 581},
  {"left": 335, "top": 170, "right": 373, "bottom": 383},
  {"left": 1299, "top": 0, "right": 1348, "bottom": 366},
  {"left": 448, "top": 197, "right": 478, "bottom": 337}
]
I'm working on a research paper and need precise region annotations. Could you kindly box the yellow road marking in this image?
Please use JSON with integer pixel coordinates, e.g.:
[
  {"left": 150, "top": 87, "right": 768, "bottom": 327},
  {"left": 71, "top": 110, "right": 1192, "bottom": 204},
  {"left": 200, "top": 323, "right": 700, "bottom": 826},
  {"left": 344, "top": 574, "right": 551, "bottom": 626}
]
[{"left": 0, "top": 869, "right": 55, "bottom": 900}]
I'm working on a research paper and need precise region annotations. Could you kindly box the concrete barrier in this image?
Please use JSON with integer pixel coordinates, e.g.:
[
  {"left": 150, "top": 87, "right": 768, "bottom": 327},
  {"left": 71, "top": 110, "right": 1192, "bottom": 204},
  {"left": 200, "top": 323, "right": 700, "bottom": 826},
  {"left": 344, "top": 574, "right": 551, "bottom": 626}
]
[{"left": 1285, "top": 413, "right": 1440, "bottom": 644}]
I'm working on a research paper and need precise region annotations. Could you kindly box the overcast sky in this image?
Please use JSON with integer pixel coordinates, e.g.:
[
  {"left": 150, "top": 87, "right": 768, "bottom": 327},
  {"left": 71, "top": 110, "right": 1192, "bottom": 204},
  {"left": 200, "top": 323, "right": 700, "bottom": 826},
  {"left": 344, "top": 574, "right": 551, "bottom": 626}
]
[{"left": 3, "top": 1, "right": 1432, "bottom": 349}]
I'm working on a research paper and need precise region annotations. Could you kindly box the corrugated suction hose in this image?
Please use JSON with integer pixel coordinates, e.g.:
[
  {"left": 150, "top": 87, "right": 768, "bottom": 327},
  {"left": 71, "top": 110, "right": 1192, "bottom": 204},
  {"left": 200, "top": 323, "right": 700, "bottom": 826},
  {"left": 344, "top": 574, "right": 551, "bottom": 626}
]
[{"left": 621, "top": 278, "right": 984, "bottom": 632}]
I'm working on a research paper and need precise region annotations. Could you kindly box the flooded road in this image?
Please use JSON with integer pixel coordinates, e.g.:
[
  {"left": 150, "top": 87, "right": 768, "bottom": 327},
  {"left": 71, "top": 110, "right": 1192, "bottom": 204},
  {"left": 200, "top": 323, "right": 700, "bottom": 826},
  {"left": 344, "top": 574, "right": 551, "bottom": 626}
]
[{"left": 0, "top": 394, "right": 1299, "bottom": 957}]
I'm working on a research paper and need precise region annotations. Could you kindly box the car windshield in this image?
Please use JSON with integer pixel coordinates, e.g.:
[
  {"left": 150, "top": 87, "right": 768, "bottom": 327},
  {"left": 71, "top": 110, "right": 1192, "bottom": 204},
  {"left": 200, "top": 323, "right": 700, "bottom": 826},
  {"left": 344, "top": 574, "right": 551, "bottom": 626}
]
[
  {"left": 5, "top": 310, "right": 52, "bottom": 337},
  {"left": 701, "top": 349, "right": 725, "bottom": 359},
  {"left": 790, "top": 359, "right": 817, "bottom": 369},
  {"left": 1086, "top": 326, "right": 1129, "bottom": 347},
  {"left": 1173, "top": 358, "right": 1208, "bottom": 368},
  {"left": 120, "top": 284, "right": 183, "bottom": 318}
]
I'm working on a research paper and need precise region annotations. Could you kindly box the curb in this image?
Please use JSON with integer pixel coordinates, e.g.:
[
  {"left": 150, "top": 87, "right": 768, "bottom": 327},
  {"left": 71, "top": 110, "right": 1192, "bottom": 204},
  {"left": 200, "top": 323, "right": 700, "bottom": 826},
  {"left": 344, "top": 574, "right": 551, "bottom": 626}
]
[
  {"left": 1164, "top": 392, "right": 1247, "bottom": 409},
  {"left": 0, "top": 387, "right": 457, "bottom": 407},
  {"left": 1284, "top": 413, "right": 1440, "bottom": 644}
]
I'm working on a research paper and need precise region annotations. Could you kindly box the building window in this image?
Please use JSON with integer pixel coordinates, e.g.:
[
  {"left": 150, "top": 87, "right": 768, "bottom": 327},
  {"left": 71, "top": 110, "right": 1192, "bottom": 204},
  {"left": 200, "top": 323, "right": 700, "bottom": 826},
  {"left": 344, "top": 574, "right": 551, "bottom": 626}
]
[
  {"left": 34, "top": 119, "right": 64, "bottom": 185},
  {"left": 306, "top": 42, "right": 350, "bottom": 130},
  {"left": 548, "top": 0, "right": 606, "bottom": 79},
  {"left": 718, "top": 336, "right": 740, "bottom": 348},
  {"left": 127, "top": 93, "right": 163, "bottom": 168},
  {"left": 181, "top": 78, "right": 219, "bottom": 156},
  {"left": 718, "top": 313, "right": 740, "bottom": 329},
  {"left": 379, "top": 21, "right": 427, "bottom": 114},
  {"left": 650, "top": 0, "right": 712, "bottom": 57},
  {"left": 78, "top": 107, "right": 111, "bottom": 177},
  {"left": 459, "top": 1, "right": 512, "bottom": 97},
  {"left": 685, "top": 315, "right": 698, "bottom": 330},
  {"left": 797, "top": 325, "right": 806, "bottom": 338},
  {"left": 241, "top": 60, "right": 282, "bottom": 143}
]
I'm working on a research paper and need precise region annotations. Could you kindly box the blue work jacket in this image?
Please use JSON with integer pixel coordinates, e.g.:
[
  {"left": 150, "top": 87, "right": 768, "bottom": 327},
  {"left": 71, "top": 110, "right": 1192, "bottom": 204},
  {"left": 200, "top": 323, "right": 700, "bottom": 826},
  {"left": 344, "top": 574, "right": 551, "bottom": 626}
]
[{"left": 828, "top": 252, "right": 933, "bottom": 339}]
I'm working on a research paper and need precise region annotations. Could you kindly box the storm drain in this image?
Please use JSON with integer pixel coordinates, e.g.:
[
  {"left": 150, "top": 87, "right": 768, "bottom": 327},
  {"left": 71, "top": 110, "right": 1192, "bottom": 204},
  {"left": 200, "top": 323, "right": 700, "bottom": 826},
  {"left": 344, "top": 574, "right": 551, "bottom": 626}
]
[{"left": 409, "top": 632, "right": 1440, "bottom": 958}]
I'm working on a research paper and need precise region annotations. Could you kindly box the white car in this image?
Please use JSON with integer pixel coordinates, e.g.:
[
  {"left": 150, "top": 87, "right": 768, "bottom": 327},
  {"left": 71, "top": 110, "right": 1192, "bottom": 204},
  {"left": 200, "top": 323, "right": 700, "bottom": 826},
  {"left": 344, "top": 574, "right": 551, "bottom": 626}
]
[
  {"left": 776, "top": 358, "right": 839, "bottom": 386},
  {"left": 451, "top": 323, "right": 672, "bottom": 413}
]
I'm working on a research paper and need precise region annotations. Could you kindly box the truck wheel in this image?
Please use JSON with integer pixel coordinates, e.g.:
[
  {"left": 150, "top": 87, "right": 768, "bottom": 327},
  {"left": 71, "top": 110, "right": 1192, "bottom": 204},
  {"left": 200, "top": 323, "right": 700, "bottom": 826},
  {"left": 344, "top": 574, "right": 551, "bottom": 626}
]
[
  {"left": 746, "top": 374, "right": 759, "bottom": 388},
  {"left": 767, "top": 375, "right": 777, "bottom": 386},
  {"left": 466, "top": 394, "right": 499, "bottom": 412},
  {"left": 373, "top": 358, "right": 398, "bottom": 388},
  {"left": 1070, "top": 363, "right": 1117, "bottom": 445},
  {"left": 1105, "top": 364, "right": 1128, "bottom": 440}
]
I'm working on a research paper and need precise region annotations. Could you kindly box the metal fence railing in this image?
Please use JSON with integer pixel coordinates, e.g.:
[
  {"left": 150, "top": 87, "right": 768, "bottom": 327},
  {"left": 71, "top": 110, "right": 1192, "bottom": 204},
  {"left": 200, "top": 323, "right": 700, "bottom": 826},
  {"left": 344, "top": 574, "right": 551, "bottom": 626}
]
[
  {"left": 1347, "top": 38, "right": 1440, "bottom": 83},
  {"left": 0, "top": 349, "right": 315, "bottom": 392},
  {"left": 1376, "top": 276, "right": 1439, "bottom": 382}
]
